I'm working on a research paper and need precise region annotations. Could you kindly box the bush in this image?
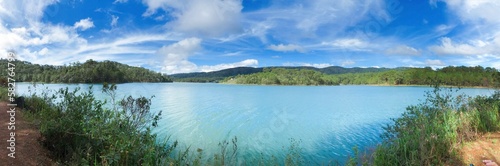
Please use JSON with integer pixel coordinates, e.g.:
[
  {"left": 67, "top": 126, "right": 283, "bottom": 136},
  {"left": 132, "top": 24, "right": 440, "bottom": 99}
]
[
  {"left": 23, "top": 84, "right": 173, "bottom": 165},
  {"left": 373, "top": 87, "right": 500, "bottom": 165}
]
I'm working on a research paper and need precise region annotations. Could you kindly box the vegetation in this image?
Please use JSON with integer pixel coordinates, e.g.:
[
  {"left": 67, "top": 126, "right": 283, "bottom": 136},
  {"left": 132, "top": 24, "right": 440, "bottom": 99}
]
[
  {"left": 0, "top": 77, "right": 7, "bottom": 101},
  {"left": 224, "top": 68, "right": 337, "bottom": 85},
  {"left": 171, "top": 67, "right": 263, "bottom": 83},
  {"left": 0, "top": 59, "right": 172, "bottom": 83},
  {"left": 171, "top": 66, "right": 393, "bottom": 83},
  {"left": 329, "top": 66, "right": 499, "bottom": 87},
  {"left": 372, "top": 86, "right": 500, "bottom": 165},
  {"left": 228, "top": 66, "right": 499, "bottom": 87}
]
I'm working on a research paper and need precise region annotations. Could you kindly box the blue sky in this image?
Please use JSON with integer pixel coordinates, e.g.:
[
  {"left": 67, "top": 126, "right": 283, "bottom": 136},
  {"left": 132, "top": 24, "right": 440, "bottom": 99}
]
[{"left": 1, "top": 0, "right": 500, "bottom": 74}]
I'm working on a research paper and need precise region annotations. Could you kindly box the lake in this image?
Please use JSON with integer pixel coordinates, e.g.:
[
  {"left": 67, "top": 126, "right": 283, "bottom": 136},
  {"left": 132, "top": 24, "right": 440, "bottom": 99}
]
[{"left": 15, "top": 82, "right": 496, "bottom": 164}]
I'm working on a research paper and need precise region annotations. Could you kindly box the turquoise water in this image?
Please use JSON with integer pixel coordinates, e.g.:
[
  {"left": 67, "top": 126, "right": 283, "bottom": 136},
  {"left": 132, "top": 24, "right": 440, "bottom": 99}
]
[{"left": 15, "top": 82, "right": 496, "bottom": 164}]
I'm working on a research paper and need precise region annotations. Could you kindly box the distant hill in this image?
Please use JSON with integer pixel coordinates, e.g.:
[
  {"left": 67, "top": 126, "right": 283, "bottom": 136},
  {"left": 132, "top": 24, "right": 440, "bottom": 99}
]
[
  {"left": 170, "top": 66, "right": 394, "bottom": 82},
  {"left": 0, "top": 59, "right": 172, "bottom": 83},
  {"left": 170, "top": 67, "right": 263, "bottom": 82}
]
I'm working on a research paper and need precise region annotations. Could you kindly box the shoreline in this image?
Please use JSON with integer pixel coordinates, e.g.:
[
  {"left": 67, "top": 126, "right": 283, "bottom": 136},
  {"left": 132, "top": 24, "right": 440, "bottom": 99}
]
[{"left": 220, "top": 81, "right": 497, "bottom": 89}]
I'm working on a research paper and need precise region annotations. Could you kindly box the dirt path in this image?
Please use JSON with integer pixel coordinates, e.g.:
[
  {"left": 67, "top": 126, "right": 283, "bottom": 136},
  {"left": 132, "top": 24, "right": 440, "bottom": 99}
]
[
  {"left": 461, "top": 132, "right": 500, "bottom": 166},
  {"left": 0, "top": 102, "right": 54, "bottom": 166}
]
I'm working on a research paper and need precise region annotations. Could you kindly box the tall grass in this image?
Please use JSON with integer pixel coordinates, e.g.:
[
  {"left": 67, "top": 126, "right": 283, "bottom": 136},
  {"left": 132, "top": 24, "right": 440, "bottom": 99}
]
[{"left": 373, "top": 86, "right": 500, "bottom": 165}]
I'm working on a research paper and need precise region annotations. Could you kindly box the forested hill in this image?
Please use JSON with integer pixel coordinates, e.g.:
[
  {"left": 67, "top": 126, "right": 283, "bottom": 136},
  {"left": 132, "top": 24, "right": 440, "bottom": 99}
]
[
  {"left": 170, "top": 66, "right": 392, "bottom": 82},
  {"left": 0, "top": 59, "right": 172, "bottom": 83},
  {"left": 225, "top": 66, "right": 500, "bottom": 87},
  {"left": 170, "top": 67, "right": 263, "bottom": 82}
]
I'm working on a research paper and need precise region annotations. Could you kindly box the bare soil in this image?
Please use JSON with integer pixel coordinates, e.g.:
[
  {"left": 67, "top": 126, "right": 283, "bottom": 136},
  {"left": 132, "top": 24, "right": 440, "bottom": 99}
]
[
  {"left": 0, "top": 102, "right": 54, "bottom": 166},
  {"left": 461, "top": 132, "right": 500, "bottom": 166}
]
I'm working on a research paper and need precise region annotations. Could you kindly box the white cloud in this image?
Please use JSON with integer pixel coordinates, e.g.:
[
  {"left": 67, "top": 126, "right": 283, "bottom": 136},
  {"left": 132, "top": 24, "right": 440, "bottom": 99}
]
[
  {"left": 341, "top": 60, "right": 355, "bottom": 66},
  {"left": 428, "top": 37, "right": 499, "bottom": 55},
  {"left": 221, "top": 51, "right": 242, "bottom": 57},
  {"left": 441, "top": 0, "right": 500, "bottom": 24},
  {"left": 157, "top": 37, "right": 257, "bottom": 74},
  {"left": 267, "top": 44, "right": 305, "bottom": 53},
  {"left": 142, "top": 0, "right": 242, "bottom": 37},
  {"left": 454, "top": 54, "right": 500, "bottom": 69},
  {"left": 243, "top": 0, "right": 389, "bottom": 43},
  {"left": 111, "top": 15, "right": 119, "bottom": 27},
  {"left": 38, "top": 47, "right": 49, "bottom": 56},
  {"left": 283, "top": 62, "right": 332, "bottom": 68},
  {"left": 113, "top": 0, "right": 128, "bottom": 4},
  {"left": 434, "top": 24, "right": 455, "bottom": 35},
  {"left": 198, "top": 59, "right": 258, "bottom": 72},
  {"left": 385, "top": 45, "right": 421, "bottom": 56},
  {"left": 321, "top": 38, "right": 369, "bottom": 51},
  {"left": 425, "top": 59, "right": 445, "bottom": 66},
  {"left": 157, "top": 37, "right": 202, "bottom": 74},
  {"left": 73, "top": 18, "right": 95, "bottom": 31}
]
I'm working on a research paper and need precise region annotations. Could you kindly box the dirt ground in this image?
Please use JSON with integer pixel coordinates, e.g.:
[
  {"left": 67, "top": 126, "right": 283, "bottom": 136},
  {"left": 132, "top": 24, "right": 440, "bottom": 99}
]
[
  {"left": 461, "top": 132, "right": 500, "bottom": 166},
  {"left": 0, "top": 102, "right": 54, "bottom": 166}
]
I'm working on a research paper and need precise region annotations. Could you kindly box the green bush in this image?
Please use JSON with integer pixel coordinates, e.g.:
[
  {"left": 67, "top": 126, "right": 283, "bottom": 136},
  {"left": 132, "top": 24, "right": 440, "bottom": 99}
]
[
  {"left": 23, "top": 84, "right": 173, "bottom": 165},
  {"left": 373, "top": 87, "right": 500, "bottom": 165}
]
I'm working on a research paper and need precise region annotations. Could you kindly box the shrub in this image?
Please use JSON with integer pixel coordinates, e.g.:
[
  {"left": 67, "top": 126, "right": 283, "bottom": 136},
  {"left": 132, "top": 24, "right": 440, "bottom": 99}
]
[
  {"left": 373, "top": 86, "right": 500, "bottom": 165},
  {"left": 23, "top": 84, "right": 173, "bottom": 165}
]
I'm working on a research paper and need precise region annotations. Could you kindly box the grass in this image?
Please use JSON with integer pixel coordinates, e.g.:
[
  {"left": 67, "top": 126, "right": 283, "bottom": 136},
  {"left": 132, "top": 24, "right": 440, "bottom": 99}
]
[
  {"left": 0, "top": 86, "right": 8, "bottom": 101},
  {"left": 372, "top": 86, "right": 500, "bottom": 165}
]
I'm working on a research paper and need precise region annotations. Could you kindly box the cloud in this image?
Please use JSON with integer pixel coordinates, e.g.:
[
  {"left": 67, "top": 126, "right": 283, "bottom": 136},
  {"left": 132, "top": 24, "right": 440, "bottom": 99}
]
[
  {"left": 425, "top": 59, "right": 444, "bottom": 66},
  {"left": 73, "top": 18, "right": 95, "bottom": 31},
  {"left": 282, "top": 62, "right": 332, "bottom": 68},
  {"left": 113, "top": 0, "right": 128, "bottom": 4},
  {"left": 267, "top": 44, "right": 305, "bottom": 53},
  {"left": 198, "top": 59, "right": 258, "bottom": 72},
  {"left": 38, "top": 47, "right": 49, "bottom": 56},
  {"left": 428, "top": 37, "right": 499, "bottom": 55},
  {"left": 321, "top": 38, "right": 369, "bottom": 51},
  {"left": 385, "top": 45, "right": 421, "bottom": 56},
  {"left": 157, "top": 37, "right": 202, "bottom": 74},
  {"left": 142, "top": 0, "right": 242, "bottom": 37},
  {"left": 341, "top": 60, "right": 355, "bottom": 66},
  {"left": 111, "top": 15, "right": 119, "bottom": 27},
  {"left": 157, "top": 37, "right": 257, "bottom": 74},
  {"left": 441, "top": 0, "right": 500, "bottom": 24},
  {"left": 454, "top": 54, "right": 500, "bottom": 69},
  {"left": 243, "top": 0, "right": 390, "bottom": 43}
]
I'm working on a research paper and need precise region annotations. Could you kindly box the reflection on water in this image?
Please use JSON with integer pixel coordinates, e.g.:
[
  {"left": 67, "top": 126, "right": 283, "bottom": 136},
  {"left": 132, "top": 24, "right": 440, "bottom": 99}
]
[{"left": 15, "top": 82, "right": 496, "bottom": 163}]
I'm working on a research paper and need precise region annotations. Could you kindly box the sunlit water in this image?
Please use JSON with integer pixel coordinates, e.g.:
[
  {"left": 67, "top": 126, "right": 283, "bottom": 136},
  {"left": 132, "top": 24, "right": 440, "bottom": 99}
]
[{"left": 15, "top": 82, "right": 496, "bottom": 164}]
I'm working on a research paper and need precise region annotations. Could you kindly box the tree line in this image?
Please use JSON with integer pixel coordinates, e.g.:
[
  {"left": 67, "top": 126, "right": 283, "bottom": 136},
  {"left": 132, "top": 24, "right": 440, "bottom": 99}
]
[
  {"left": 329, "top": 66, "right": 499, "bottom": 87},
  {"left": 0, "top": 59, "right": 172, "bottom": 83},
  {"left": 226, "top": 66, "right": 500, "bottom": 87},
  {"left": 225, "top": 68, "right": 337, "bottom": 85}
]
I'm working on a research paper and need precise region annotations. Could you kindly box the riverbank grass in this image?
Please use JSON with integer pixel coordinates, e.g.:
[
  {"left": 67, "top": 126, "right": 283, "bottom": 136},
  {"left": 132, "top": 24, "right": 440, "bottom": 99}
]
[{"left": 372, "top": 86, "right": 500, "bottom": 165}]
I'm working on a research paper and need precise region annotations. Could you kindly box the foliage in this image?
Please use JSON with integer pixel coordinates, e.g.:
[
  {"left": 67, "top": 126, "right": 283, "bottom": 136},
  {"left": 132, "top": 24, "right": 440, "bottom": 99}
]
[
  {"left": 328, "top": 66, "right": 499, "bottom": 87},
  {"left": 372, "top": 86, "right": 500, "bottom": 165},
  {"left": 226, "top": 68, "right": 338, "bottom": 85},
  {"left": 226, "top": 66, "right": 499, "bottom": 87},
  {"left": 171, "top": 66, "right": 392, "bottom": 83},
  {"left": 0, "top": 87, "right": 7, "bottom": 101},
  {"left": 171, "top": 67, "right": 263, "bottom": 83},
  {"left": 0, "top": 59, "right": 172, "bottom": 83},
  {"left": 23, "top": 84, "right": 172, "bottom": 165}
]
